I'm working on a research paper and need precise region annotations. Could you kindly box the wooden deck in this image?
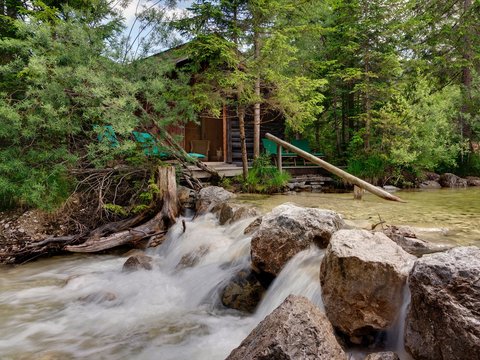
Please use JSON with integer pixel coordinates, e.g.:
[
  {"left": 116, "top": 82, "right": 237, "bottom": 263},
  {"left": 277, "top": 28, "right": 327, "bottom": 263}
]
[
  {"left": 188, "top": 162, "right": 243, "bottom": 179},
  {"left": 188, "top": 162, "right": 328, "bottom": 179}
]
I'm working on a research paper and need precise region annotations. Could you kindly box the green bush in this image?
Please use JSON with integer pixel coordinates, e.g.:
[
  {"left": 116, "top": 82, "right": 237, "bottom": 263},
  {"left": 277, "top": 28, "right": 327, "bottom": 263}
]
[
  {"left": 346, "top": 154, "right": 388, "bottom": 185},
  {"left": 243, "top": 155, "right": 290, "bottom": 193}
]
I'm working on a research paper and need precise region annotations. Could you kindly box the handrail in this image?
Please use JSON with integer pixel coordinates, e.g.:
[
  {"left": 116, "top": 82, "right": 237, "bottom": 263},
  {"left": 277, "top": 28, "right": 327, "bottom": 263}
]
[{"left": 265, "top": 133, "right": 405, "bottom": 202}]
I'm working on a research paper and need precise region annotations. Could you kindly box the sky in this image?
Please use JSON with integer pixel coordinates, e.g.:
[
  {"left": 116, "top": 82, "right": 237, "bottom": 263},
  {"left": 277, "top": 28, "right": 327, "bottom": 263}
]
[{"left": 118, "top": 0, "right": 193, "bottom": 57}]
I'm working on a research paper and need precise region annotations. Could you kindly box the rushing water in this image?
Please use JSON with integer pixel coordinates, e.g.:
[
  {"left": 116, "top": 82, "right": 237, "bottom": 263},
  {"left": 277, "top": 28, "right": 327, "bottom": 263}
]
[{"left": 1, "top": 189, "right": 479, "bottom": 359}]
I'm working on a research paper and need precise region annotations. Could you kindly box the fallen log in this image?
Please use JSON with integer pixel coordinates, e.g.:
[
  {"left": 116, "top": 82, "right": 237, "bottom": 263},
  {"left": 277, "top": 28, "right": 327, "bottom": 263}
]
[
  {"left": 64, "top": 166, "right": 179, "bottom": 253},
  {"left": 265, "top": 133, "right": 405, "bottom": 203}
]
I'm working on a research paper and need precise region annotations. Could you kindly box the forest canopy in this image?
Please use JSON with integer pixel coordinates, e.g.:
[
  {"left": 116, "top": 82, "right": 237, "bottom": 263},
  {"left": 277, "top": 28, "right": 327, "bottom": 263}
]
[{"left": 1, "top": 0, "right": 479, "bottom": 210}]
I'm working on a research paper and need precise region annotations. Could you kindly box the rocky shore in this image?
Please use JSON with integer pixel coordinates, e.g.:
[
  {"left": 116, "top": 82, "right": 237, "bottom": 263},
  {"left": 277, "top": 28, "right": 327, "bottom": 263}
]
[{"left": 198, "top": 187, "right": 480, "bottom": 360}]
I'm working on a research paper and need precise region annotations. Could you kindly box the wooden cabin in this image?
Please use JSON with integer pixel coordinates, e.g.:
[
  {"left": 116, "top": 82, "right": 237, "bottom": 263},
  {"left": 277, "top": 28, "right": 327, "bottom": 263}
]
[{"left": 180, "top": 106, "right": 285, "bottom": 164}]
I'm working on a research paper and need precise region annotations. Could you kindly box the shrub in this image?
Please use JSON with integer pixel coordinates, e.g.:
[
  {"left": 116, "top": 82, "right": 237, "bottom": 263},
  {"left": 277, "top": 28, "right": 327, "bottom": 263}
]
[{"left": 243, "top": 155, "right": 290, "bottom": 193}]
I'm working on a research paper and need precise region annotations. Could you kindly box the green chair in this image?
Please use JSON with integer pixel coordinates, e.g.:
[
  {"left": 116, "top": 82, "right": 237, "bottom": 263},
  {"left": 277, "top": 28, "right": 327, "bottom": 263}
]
[
  {"left": 291, "top": 139, "right": 324, "bottom": 166},
  {"left": 94, "top": 125, "right": 119, "bottom": 148},
  {"left": 262, "top": 138, "right": 297, "bottom": 165},
  {"left": 292, "top": 139, "right": 324, "bottom": 157}
]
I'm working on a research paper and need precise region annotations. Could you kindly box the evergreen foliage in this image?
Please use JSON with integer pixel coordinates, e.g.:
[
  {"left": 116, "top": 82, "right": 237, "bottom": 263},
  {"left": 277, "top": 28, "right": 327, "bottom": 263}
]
[{"left": 1, "top": 0, "right": 480, "bottom": 210}]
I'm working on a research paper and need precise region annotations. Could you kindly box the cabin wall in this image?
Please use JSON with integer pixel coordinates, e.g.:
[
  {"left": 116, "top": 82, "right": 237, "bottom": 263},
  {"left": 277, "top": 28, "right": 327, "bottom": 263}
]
[{"left": 229, "top": 108, "right": 285, "bottom": 164}]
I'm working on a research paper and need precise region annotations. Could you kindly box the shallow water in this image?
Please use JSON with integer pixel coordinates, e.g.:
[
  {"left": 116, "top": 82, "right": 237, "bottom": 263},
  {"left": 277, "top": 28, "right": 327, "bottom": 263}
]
[
  {"left": 1, "top": 188, "right": 478, "bottom": 359},
  {"left": 239, "top": 187, "right": 480, "bottom": 246}
]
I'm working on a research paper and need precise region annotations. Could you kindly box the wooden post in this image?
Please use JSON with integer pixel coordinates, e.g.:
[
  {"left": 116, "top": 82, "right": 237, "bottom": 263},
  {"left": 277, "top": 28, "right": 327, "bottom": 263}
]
[
  {"left": 222, "top": 104, "right": 227, "bottom": 163},
  {"left": 277, "top": 144, "right": 283, "bottom": 172},
  {"left": 353, "top": 185, "right": 364, "bottom": 200},
  {"left": 265, "top": 133, "right": 405, "bottom": 202}
]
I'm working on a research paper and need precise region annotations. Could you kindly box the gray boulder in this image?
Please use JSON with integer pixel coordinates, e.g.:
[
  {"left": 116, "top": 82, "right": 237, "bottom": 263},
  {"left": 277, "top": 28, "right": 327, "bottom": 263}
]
[
  {"left": 221, "top": 268, "right": 265, "bottom": 313},
  {"left": 320, "top": 229, "right": 415, "bottom": 341},
  {"left": 439, "top": 173, "right": 467, "bottom": 188},
  {"left": 405, "top": 246, "right": 480, "bottom": 360},
  {"left": 226, "top": 295, "right": 346, "bottom": 360},
  {"left": 251, "top": 204, "right": 344, "bottom": 276},
  {"left": 466, "top": 176, "right": 480, "bottom": 186},
  {"left": 195, "top": 186, "right": 235, "bottom": 215}
]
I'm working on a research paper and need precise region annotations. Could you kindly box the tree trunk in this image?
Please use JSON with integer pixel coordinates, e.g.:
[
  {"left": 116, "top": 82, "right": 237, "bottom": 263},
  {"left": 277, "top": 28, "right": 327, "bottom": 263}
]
[
  {"left": 64, "top": 166, "right": 179, "bottom": 253},
  {"left": 238, "top": 105, "right": 249, "bottom": 178},
  {"left": 253, "top": 30, "right": 261, "bottom": 158},
  {"left": 460, "top": 0, "right": 473, "bottom": 152}
]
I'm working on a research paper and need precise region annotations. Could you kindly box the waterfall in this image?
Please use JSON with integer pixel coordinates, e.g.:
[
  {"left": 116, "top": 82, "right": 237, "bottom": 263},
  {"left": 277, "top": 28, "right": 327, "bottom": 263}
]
[
  {"left": 254, "top": 247, "right": 325, "bottom": 320},
  {"left": 0, "top": 212, "right": 412, "bottom": 359}
]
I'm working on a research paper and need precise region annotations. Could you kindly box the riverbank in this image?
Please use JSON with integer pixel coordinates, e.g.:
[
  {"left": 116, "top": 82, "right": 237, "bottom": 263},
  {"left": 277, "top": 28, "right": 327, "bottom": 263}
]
[{"left": 1, "top": 191, "right": 478, "bottom": 359}]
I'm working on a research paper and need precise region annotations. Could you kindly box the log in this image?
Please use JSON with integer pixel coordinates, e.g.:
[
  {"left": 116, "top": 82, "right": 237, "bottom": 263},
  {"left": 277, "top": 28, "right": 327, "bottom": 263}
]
[
  {"left": 64, "top": 166, "right": 180, "bottom": 253},
  {"left": 265, "top": 133, "right": 405, "bottom": 202}
]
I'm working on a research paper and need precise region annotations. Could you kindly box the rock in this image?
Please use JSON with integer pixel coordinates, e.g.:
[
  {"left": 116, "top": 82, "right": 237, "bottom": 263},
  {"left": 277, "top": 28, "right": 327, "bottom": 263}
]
[
  {"left": 466, "top": 176, "right": 480, "bottom": 186},
  {"left": 424, "top": 172, "right": 440, "bottom": 181},
  {"left": 405, "top": 246, "right": 480, "bottom": 360},
  {"left": 195, "top": 186, "right": 235, "bottom": 215},
  {"left": 438, "top": 173, "right": 467, "bottom": 188},
  {"left": 226, "top": 295, "right": 346, "bottom": 360},
  {"left": 79, "top": 291, "right": 117, "bottom": 303},
  {"left": 251, "top": 204, "right": 344, "bottom": 277},
  {"left": 176, "top": 245, "right": 209, "bottom": 269},
  {"left": 364, "top": 352, "right": 400, "bottom": 360},
  {"left": 382, "top": 185, "right": 400, "bottom": 192},
  {"left": 382, "top": 225, "right": 451, "bottom": 256},
  {"left": 419, "top": 180, "right": 441, "bottom": 189},
  {"left": 320, "top": 229, "right": 416, "bottom": 341},
  {"left": 244, "top": 217, "right": 262, "bottom": 235},
  {"left": 177, "top": 186, "right": 196, "bottom": 210},
  {"left": 221, "top": 268, "right": 265, "bottom": 313},
  {"left": 217, "top": 203, "right": 260, "bottom": 225},
  {"left": 122, "top": 254, "right": 153, "bottom": 272}
]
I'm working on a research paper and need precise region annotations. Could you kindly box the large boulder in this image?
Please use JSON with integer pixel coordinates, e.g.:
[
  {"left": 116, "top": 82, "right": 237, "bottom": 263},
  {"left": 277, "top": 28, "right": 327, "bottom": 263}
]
[
  {"left": 221, "top": 268, "right": 265, "bottom": 313},
  {"left": 195, "top": 186, "right": 235, "bottom": 215},
  {"left": 466, "top": 176, "right": 480, "bottom": 186},
  {"left": 438, "top": 173, "right": 467, "bottom": 188},
  {"left": 226, "top": 295, "right": 346, "bottom": 360},
  {"left": 405, "top": 246, "right": 480, "bottom": 360},
  {"left": 320, "top": 229, "right": 416, "bottom": 341},
  {"left": 251, "top": 204, "right": 344, "bottom": 277}
]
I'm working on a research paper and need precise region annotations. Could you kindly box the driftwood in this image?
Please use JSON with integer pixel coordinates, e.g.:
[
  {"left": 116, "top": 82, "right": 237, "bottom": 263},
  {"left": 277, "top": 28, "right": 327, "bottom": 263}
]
[
  {"left": 265, "top": 133, "right": 405, "bottom": 202},
  {"left": 64, "top": 166, "right": 179, "bottom": 253}
]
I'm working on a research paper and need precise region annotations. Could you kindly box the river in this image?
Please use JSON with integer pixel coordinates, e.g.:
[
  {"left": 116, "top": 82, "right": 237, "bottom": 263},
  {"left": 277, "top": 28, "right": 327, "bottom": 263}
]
[{"left": 0, "top": 188, "right": 478, "bottom": 359}]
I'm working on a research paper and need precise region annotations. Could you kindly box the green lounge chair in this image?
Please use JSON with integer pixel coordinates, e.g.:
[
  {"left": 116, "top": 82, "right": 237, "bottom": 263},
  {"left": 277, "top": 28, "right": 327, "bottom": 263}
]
[{"left": 291, "top": 139, "right": 324, "bottom": 157}]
